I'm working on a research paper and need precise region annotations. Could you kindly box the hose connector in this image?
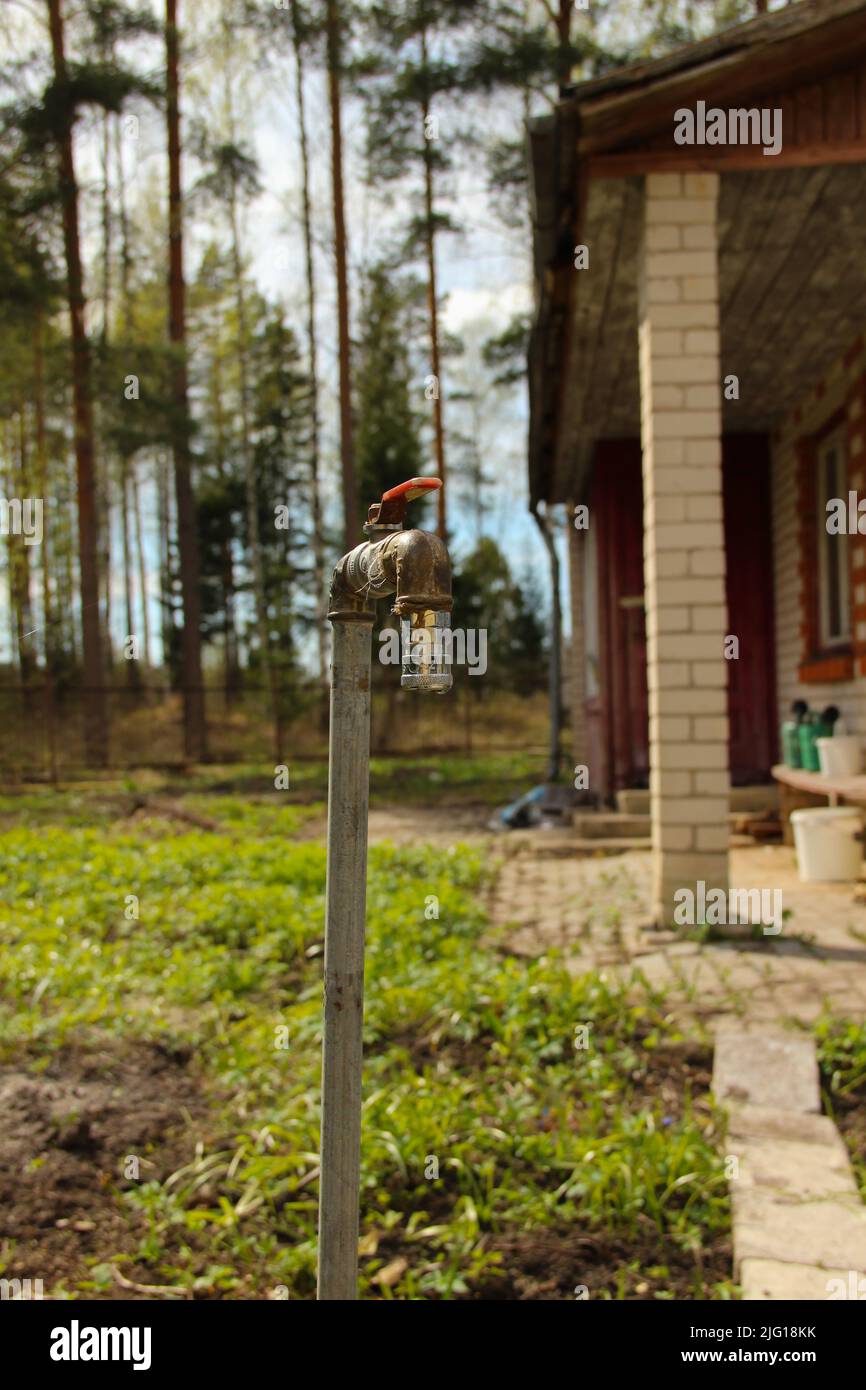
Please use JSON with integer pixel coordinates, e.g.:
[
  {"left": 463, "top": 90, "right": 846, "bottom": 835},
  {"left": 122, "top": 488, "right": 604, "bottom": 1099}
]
[
  {"left": 328, "top": 479, "right": 453, "bottom": 693},
  {"left": 400, "top": 608, "right": 452, "bottom": 693}
]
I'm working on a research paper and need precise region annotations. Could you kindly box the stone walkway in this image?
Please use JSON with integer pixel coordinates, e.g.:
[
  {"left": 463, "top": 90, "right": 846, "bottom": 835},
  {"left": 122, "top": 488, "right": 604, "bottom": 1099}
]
[
  {"left": 487, "top": 837, "right": 866, "bottom": 1299},
  {"left": 487, "top": 839, "right": 866, "bottom": 1029},
  {"left": 714, "top": 1026, "right": 866, "bottom": 1299}
]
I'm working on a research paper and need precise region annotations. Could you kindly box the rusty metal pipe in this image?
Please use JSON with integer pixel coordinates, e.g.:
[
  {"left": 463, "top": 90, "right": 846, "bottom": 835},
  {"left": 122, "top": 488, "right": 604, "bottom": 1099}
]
[{"left": 329, "top": 528, "right": 452, "bottom": 619}]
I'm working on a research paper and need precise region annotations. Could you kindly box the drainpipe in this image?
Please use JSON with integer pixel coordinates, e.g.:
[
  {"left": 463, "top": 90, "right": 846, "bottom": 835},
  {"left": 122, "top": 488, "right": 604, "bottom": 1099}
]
[
  {"left": 317, "top": 477, "right": 452, "bottom": 1301},
  {"left": 531, "top": 499, "right": 563, "bottom": 783}
]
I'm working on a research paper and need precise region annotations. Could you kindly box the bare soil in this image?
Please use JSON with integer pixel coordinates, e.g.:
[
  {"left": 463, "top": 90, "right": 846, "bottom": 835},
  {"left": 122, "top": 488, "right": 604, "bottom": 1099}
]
[
  {"left": 295, "top": 804, "right": 495, "bottom": 846},
  {"left": 0, "top": 1041, "right": 210, "bottom": 1298},
  {"left": 828, "top": 1087, "right": 866, "bottom": 1200},
  {"left": 470, "top": 1226, "right": 733, "bottom": 1300}
]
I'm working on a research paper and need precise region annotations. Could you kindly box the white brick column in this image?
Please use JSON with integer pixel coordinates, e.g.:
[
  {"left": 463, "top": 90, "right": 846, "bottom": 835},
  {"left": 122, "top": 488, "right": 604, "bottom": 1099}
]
[{"left": 638, "top": 172, "right": 730, "bottom": 928}]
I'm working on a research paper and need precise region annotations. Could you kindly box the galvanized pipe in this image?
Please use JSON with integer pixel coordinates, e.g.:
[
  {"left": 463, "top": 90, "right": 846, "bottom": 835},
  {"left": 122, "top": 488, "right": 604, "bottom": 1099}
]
[
  {"left": 317, "top": 614, "right": 374, "bottom": 1301},
  {"left": 317, "top": 485, "right": 452, "bottom": 1300}
]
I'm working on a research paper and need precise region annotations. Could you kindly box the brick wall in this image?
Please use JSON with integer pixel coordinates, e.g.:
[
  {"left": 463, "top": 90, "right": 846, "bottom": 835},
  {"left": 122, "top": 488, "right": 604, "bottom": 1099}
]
[{"left": 773, "top": 337, "right": 866, "bottom": 733}]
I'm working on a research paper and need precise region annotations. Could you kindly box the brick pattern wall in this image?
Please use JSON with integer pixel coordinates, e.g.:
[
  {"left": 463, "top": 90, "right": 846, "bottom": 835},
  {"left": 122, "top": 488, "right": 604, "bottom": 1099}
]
[
  {"left": 638, "top": 172, "right": 729, "bottom": 926},
  {"left": 773, "top": 340, "right": 866, "bottom": 733},
  {"left": 846, "top": 371, "right": 866, "bottom": 674}
]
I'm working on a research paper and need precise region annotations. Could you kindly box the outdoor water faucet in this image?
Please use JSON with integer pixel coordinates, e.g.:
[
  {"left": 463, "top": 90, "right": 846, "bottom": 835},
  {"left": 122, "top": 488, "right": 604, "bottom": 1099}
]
[
  {"left": 318, "top": 477, "right": 453, "bottom": 1300},
  {"left": 329, "top": 478, "right": 453, "bottom": 692}
]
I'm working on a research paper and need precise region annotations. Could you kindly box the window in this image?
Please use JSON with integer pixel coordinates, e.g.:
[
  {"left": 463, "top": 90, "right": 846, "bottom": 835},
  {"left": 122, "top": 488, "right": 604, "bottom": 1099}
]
[{"left": 817, "top": 428, "right": 851, "bottom": 648}]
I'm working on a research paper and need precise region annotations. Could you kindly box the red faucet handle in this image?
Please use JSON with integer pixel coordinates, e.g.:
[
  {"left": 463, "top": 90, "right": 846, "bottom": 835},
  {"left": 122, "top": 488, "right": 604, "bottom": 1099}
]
[
  {"left": 381, "top": 477, "right": 442, "bottom": 502},
  {"left": 369, "top": 477, "right": 442, "bottom": 527}
]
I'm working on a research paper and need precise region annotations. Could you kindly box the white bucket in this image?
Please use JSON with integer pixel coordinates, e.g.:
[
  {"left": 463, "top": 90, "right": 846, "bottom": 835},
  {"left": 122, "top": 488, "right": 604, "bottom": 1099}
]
[
  {"left": 816, "top": 736, "right": 863, "bottom": 778},
  {"left": 791, "top": 806, "right": 863, "bottom": 882}
]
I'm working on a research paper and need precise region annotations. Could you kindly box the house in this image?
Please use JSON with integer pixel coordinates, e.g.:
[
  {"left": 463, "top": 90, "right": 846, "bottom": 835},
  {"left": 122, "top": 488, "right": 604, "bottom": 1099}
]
[{"left": 527, "top": 0, "right": 866, "bottom": 925}]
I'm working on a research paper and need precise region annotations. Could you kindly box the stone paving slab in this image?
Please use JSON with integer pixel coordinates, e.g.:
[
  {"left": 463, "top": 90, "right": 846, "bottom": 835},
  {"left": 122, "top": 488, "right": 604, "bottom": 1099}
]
[
  {"left": 733, "top": 1190, "right": 866, "bottom": 1270},
  {"left": 714, "top": 1025, "right": 866, "bottom": 1286},
  {"left": 713, "top": 1027, "right": 820, "bottom": 1112},
  {"left": 740, "top": 1259, "right": 862, "bottom": 1301},
  {"left": 728, "top": 1135, "right": 857, "bottom": 1197},
  {"left": 727, "top": 1104, "right": 849, "bottom": 1152}
]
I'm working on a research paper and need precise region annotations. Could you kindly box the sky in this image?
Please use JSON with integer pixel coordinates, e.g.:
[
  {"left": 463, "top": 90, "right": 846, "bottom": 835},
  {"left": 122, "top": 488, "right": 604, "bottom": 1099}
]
[
  {"left": 1, "top": 0, "right": 555, "bottom": 665},
  {"left": 2, "top": 0, "right": 792, "bottom": 665}
]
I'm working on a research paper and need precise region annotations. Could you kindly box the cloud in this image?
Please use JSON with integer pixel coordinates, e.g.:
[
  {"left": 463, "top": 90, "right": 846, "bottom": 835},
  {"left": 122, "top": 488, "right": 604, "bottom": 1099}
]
[{"left": 444, "top": 282, "right": 531, "bottom": 336}]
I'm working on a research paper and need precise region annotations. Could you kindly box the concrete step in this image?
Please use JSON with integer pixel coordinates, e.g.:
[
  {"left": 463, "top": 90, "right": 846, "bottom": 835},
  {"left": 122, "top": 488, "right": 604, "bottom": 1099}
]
[
  {"left": 572, "top": 812, "right": 650, "bottom": 839},
  {"left": 503, "top": 832, "right": 650, "bottom": 857},
  {"left": 572, "top": 805, "right": 775, "bottom": 844},
  {"left": 731, "top": 785, "right": 780, "bottom": 813},
  {"left": 616, "top": 784, "right": 779, "bottom": 816}
]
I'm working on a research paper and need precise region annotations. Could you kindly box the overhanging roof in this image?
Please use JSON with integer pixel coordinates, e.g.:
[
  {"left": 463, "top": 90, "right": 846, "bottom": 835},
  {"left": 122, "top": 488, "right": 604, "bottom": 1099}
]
[{"left": 528, "top": 0, "right": 866, "bottom": 506}]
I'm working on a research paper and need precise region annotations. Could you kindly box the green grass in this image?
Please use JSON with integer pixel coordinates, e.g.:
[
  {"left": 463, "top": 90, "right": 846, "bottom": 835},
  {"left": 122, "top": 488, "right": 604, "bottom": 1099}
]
[
  {"left": 1, "top": 751, "right": 547, "bottom": 809},
  {"left": 816, "top": 1016, "right": 866, "bottom": 1096},
  {"left": 0, "top": 775, "right": 733, "bottom": 1300},
  {"left": 816, "top": 1014, "right": 866, "bottom": 1199}
]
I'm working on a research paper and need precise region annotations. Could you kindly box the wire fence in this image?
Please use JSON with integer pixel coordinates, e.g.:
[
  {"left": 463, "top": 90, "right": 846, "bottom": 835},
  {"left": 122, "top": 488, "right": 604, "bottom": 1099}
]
[{"left": 0, "top": 678, "right": 552, "bottom": 780}]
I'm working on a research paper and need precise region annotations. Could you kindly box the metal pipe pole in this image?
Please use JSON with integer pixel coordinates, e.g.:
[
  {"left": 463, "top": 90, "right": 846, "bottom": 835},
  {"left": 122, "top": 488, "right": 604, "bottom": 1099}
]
[
  {"left": 317, "top": 615, "right": 373, "bottom": 1300},
  {"left": 316, "top": 477, "right": 451, "bottom": 1301}
]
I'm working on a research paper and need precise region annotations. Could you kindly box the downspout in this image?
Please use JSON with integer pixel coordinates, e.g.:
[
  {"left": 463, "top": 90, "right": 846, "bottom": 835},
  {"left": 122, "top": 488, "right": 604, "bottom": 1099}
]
[
  {"left": 317, "top": 478, "right": 452, "bottom": 1301},
  {"left": 531, "top": 499, "right": 563, "bottom": 783}
]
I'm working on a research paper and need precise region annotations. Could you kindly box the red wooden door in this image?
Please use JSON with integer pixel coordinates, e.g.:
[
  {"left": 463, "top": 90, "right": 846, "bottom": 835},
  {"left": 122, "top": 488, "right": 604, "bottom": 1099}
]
[
  {"left": 590, "top": 435, "right": 777, "bottom": 795},
  {"left": 592, "top": 442, "right": 649, "bottom": 793},
  {"left": 722, "top": 434, "right": 777, "bottom": 783}
]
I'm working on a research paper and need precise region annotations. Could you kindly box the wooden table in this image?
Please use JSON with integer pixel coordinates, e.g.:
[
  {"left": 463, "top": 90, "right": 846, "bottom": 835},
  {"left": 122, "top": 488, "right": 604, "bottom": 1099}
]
[{"left": 771, "top": 763, "right": 866, "bottom": 808}]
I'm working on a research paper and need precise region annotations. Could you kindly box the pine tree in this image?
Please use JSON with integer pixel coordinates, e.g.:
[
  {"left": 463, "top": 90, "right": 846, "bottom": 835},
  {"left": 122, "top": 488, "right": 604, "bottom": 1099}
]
[
  {"left": 249, "top": 306, "right": 312, "bottom": 747},
  {"left": 355, "top": 263, "right": 425, "bottom": 520},
  {"left": 44, "top": 0, "right": 110, "bottom": 763},
  {"left": 356, "top": 1, "right": 489, "bottom": 539},
  {"left": 193, "top": 116, "right": 278, "bottom": 742},
  {"left": 290, "top": 0, "right": 328, "bottom": 684},
  {"left": 189, "top": 243, "right": 244, "bottom": 702},
  {"left": 326, "top": 0, "right": 358, "bottom": 552},
  {"left": 165, "top": 0, "right": 208, "bottom": 759}
]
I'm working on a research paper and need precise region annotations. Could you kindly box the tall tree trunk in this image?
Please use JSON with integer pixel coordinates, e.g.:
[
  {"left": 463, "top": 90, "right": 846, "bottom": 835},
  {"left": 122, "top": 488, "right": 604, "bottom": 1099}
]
[
  {"left": 228, "top": 188, "right": 281, "bottom": 758},
  {"left": 99, "top": 109, "right": 113, "bottom": 669},
  {"left": 120, "top": 458, "right": 142, "bottom": 689},
  {"left": 34, "top": 378, "right": 60, "bottom": 782},
  {"left": 555, "top": 0, "right": 571, "bottom": 96},
  {"left": 100, "top": 112, "right": 112, "bottom": 343},
  {"left": 114, "top": 111, "right": 149, "bottom": 679},
  {"left": 212, "top": 352, "right": 240, "bottom": 704},
  {"left": 129, "top": 458, "right": 151, "bottom": 668},
  {"left": 121, "top": 462, "right": 133, "bottom": 642},
  {"left": 33, "top": 315, "right": 54, "bottom": 672},
  {"left": 532, "top": 8, "right": 568, "bottom": 785},
  {"left": 64, "top": 433, "right": 78, "bottom": 664},
  {"left": 4, "top": 426, "right": 17, "bottom": 690},
  {"left": 12, "top": 412, "right": 34, "bottom": 687},
  {"left": 156, "top": 450, "right": 173, "bottom": 676},
  {"left": 291, "top": 0, "right": 327, "bottom": 686},
  {"left": 114, "top": 112, "right": 135, "bottom": 335},
  {"left": 420, "top": 24, "right": 447, "bottom": 539},
  {"left": 166, "top": 0, "right": 207, "bottom": 759},
  {"left": 100, "top": 468, "right": 112, "bottom": 670},
  {"left": 218, "top": 8, "right": 281, "bottom": 758},
  {"left": 46, "top": 0, "right": 108, "bottom": 765},
  {"left": 325, "top": 0, "right": 357, "bottom": 548}
]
